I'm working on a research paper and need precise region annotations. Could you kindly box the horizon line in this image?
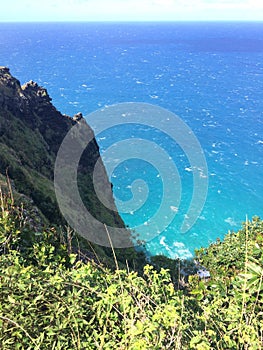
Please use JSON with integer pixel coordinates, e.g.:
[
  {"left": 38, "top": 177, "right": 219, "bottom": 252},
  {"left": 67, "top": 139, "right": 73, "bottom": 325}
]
[{"left": 1, "top": 19, "right": 263, "bottom": 23}]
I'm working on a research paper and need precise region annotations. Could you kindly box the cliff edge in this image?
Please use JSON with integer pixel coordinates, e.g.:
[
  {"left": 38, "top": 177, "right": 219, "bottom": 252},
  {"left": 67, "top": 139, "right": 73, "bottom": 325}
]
[{"left": 0, "top": 67, "right": 123, "bottom": 232}]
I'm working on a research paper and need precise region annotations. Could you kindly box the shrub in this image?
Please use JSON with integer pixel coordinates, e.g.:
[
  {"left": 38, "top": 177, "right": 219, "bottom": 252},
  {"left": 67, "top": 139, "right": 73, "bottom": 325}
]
[{"left": 0, "top": 194, "right": 262, "bottom": 349}]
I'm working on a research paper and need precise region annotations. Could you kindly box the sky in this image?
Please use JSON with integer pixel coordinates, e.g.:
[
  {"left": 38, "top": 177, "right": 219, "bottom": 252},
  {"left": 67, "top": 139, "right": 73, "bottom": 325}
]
[{"left": 1, "top": 0, "right": 263, "bottom": 22}]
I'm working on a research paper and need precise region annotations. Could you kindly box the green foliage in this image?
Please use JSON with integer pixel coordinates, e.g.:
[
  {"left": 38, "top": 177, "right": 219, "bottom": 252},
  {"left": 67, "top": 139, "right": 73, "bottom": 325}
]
[
  {"left": 0, "top": 196, "right": 263, "bottom": 349},
  {"left": 195, "top": 217, "right": 263, "bottom": 278}
]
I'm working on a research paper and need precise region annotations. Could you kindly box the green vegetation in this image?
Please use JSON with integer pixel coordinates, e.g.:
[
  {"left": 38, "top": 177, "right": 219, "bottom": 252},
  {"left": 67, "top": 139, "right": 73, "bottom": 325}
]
[{"left": 0, "top": 190, "right": 262, "bottom": 349}]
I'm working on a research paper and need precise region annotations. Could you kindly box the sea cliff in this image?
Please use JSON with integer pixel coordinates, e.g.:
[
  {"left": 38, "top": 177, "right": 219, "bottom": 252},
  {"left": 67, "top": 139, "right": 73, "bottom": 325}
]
[
  {"left": 0, "top": 67, "right": 140, "bottom": 266},
  {"left": 0, "top": 67, "right": 122, "bottom": 226}
]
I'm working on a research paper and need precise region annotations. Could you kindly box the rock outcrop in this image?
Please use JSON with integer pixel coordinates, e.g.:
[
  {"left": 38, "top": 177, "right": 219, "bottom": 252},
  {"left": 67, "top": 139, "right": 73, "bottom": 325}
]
[{"left": 0, "top": 67, "right": 123, "bottom": 231}]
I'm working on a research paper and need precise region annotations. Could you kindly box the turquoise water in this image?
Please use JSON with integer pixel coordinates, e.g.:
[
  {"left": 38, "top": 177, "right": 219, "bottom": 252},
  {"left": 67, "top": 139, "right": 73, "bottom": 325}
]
[{"left": 1, "top": 22, "right": 263, "bottom": 258}]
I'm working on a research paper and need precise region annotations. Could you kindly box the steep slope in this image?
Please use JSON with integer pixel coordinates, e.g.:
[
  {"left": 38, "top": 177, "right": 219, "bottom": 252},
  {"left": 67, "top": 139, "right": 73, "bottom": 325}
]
[{"left": 0, "top": 66, "right": 123, "bottom": 235}]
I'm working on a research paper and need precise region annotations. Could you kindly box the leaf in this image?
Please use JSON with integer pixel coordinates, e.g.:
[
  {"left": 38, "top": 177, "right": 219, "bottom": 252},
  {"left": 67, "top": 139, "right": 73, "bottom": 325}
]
[
  {"left": 69, "top": 254, "right": 77, "bottom": 265},
  {"left": 247, "top": 262, "right": 263, "bottom": 276},
  {"left": 7, "top": 295, "right": 16, "bottom": 304}
]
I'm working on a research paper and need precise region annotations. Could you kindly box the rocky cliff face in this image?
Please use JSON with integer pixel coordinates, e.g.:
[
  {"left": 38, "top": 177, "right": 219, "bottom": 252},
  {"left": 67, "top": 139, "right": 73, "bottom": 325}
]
[
  {"left": 0, "top": 67, "right": 83, "bottom": 153},
  {"left": 0, "top": 67, "right": 123, "bottom": 230}
]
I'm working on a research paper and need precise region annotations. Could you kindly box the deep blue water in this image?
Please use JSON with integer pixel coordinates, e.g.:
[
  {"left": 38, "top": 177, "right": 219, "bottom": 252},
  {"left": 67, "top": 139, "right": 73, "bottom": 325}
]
[{"left": 1, "top": 22, "right": 263, "bottom": 258}]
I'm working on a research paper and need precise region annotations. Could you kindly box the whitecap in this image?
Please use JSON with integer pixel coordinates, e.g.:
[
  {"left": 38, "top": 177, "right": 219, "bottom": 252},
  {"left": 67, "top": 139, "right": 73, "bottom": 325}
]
[
  {"left": 200, "top": 172, "right": 207, "bottom": 178},
  {"left": 173, "top": 242, "right": 185, "bottom": 248},
  {"left": 170, "top": 206, "right": 178, "bottom": 213},
  {"left": 160, "top": 236, "right": 166, "bottom": 245},
  {"left": 69, "top": 101, "right": 79, "bottom": 105},
  {"left": 224, "top": 217, "right": 238, "bottom": 227},
  {"left": 191, "top": 232, "right": 198, "bottom": 237},
  {"left": 177, "top": 249, "right": 193, "bottom": 259}
]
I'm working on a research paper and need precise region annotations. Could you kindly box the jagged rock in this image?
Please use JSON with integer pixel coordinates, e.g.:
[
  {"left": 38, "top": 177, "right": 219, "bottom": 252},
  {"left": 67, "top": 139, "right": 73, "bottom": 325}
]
[
  {"left": 73, "top": 112, "right": 83, "bottom": 121},
  {"left": 0, "top": 67, "right": 76, "bottom": 149},
  {"left": 22, "top": 80, "right": 52, "bottom": 103},
  {"left": 0, "top": 66, "right": 10, "bottom": 74}
]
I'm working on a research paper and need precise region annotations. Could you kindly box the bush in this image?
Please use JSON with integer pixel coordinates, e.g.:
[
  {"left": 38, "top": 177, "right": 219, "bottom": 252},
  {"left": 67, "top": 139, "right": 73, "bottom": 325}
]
[{"left": 0, "top": 194, "right": 262, "bottom": 349}]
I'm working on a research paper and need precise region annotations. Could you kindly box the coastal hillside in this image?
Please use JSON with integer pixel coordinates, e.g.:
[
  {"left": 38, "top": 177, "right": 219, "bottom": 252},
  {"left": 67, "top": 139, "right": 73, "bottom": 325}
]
[
  {"left": 0, "top": 66, "right": 120, "bottom": 225},
  {"left": 0, "top": 67, "right": 141, "bottom": 266}
]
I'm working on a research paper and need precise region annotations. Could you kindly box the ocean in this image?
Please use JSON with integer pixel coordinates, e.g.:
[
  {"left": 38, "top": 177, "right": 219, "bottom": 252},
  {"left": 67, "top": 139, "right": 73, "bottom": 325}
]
[{"left": 1, "top": 22, "right": 263, "bottom": 259}]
